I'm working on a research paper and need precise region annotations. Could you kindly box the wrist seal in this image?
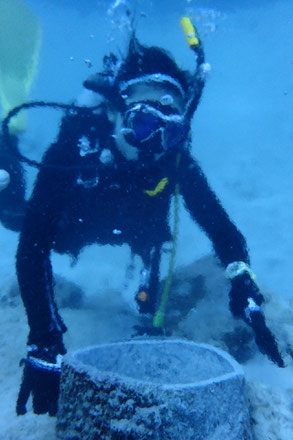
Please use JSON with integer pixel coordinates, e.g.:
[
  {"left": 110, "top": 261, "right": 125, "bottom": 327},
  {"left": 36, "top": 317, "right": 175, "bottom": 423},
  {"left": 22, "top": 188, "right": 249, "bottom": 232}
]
[{"left": 225, "top": 261, "right": 256, "bottom": 281}]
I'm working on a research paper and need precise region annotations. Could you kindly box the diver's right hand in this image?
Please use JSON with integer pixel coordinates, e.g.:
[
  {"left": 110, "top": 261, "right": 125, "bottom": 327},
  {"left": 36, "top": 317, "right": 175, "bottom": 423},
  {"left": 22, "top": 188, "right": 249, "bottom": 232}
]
[
  {"left": 16, "top": 343, "right": 66, "bottom": 416},
  {"left": 228, "top": 269, "right": 284, "bottom": 368}
]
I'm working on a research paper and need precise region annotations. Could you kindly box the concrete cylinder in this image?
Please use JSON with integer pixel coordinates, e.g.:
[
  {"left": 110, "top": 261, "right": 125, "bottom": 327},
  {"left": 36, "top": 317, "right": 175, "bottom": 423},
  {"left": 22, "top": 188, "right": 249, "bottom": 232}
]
[{"left": 56, "top": 339, "right": 253, "bottom": 440}]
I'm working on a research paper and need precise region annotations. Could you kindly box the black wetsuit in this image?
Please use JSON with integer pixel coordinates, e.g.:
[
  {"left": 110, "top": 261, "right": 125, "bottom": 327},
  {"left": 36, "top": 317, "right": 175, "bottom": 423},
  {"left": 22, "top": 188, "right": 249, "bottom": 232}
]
[{"left": 14, "top": 107, "right": 249, "bottom": 348}]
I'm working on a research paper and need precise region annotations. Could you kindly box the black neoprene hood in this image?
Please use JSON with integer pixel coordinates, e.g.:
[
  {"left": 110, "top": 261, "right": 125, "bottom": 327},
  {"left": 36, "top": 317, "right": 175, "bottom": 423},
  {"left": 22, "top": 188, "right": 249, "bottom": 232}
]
[{"left": 83, "top": 36, "right": 193, "bottom": 109}]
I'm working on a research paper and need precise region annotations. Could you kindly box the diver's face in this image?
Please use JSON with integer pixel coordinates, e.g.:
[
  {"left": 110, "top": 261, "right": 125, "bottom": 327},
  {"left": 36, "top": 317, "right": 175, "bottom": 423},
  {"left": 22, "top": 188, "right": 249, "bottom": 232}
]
[{"left": 113, "top": 79, "right": 187, "bottom": 161}]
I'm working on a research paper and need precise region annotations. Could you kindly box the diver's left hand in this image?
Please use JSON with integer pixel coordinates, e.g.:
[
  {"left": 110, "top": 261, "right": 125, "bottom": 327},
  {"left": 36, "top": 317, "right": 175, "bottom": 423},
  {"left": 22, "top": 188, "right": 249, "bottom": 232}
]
[
  {"left": 16, "top": 344, "right": 64, "bottom": 416},
  {"left": 229, "top": 272, "right": 284, "bottom": 368}
]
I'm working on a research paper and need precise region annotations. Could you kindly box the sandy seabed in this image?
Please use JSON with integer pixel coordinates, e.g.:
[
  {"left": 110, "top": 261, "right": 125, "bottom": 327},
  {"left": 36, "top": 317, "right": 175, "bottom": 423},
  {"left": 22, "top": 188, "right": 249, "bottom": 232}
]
[{"left": 1, "top": 240, "right": 293, "bottom": 440}]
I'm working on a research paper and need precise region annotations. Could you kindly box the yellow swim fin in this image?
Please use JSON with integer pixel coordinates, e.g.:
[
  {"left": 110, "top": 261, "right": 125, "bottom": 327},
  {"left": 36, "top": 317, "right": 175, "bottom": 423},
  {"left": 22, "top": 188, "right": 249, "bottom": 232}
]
[{"left": 0, "top": 0, "right": 41, "bottom": 133}]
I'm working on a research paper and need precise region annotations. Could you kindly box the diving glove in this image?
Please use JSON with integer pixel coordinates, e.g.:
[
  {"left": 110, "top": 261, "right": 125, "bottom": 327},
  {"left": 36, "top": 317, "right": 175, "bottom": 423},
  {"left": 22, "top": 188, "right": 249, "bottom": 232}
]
[
  {"left": 16, "top": 342, "right": 66, "bottom": 416},
  {"left": 227, "top": 261, "right": 284, "bottom": 368}
]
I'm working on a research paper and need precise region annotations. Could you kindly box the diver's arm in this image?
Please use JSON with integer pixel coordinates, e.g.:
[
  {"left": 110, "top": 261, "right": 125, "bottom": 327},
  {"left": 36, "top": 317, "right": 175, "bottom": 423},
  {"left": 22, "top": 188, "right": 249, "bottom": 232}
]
[
  {"left": 16, "top": 166, "right": 67, "bottom": 349},
  {"left": 16, "top": 107, "right": 109, "bottom": 348},
  {"left": 15, "top": 161, "right": 69, "bottom": 416},
  {"left": 179, "top": 151, "right": 284, "bottom": 367},
  {"left": 15, "top": 109, "right": 109, "bottom": 415},
  {"left": 179, "top": 151, "right": 249, "bottom": 266}
]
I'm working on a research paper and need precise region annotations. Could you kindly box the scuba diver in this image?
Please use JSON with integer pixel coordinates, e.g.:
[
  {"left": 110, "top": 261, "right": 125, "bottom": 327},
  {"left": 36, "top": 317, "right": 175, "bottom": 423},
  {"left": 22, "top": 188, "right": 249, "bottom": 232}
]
[{"left": 0, "top": 18, "right": 284, "bottom": 417}]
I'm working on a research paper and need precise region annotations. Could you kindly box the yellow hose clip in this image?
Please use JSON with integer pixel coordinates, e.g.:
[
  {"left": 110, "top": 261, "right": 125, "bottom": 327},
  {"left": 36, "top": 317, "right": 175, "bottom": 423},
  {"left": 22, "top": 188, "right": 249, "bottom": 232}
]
[
  {"left": 144, "top": 177, "right": 169, "bottom": 197},
  {"left": 180, "top": 16, "right": 199, "bottom": 49}
]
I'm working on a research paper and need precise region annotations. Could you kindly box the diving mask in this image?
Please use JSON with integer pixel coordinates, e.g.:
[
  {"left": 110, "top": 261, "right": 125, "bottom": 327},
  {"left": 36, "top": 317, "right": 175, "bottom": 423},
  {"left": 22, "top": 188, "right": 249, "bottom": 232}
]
[{"left": 122, "top": 103, "right": 188, "bottom": 151}]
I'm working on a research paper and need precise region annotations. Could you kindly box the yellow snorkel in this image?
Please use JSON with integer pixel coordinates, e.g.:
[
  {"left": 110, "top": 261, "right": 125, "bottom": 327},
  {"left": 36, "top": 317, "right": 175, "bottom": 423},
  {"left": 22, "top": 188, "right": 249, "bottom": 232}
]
[
  {"left": 180, "top": 16, "right": 200, "bottom": 49},
  {"left": 180, "top": 16, "right": 206, "bottom": 122}
]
